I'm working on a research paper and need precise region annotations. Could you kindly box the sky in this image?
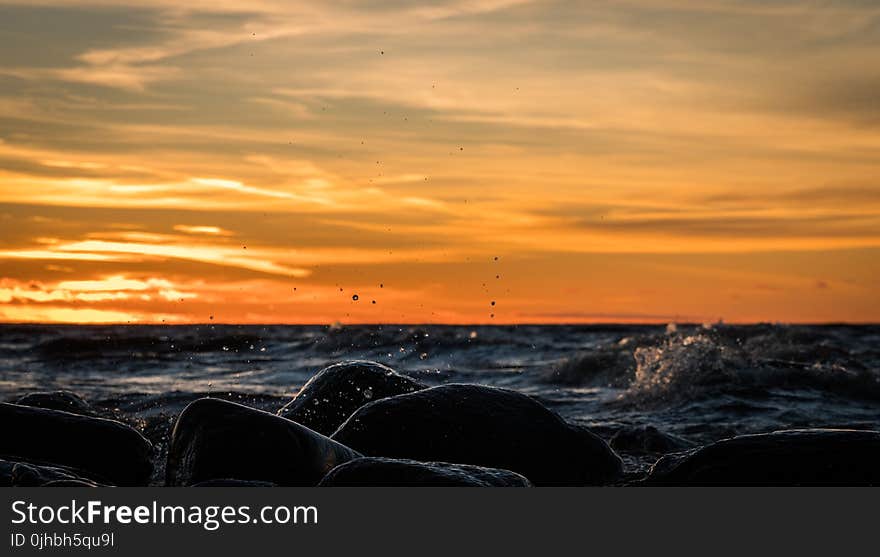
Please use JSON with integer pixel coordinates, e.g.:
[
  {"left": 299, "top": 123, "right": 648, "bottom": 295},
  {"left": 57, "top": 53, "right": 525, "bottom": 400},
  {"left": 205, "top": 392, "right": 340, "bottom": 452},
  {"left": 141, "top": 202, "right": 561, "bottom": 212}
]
[{"left": 0, "top": 0, "right": 878, "bottom": 324}]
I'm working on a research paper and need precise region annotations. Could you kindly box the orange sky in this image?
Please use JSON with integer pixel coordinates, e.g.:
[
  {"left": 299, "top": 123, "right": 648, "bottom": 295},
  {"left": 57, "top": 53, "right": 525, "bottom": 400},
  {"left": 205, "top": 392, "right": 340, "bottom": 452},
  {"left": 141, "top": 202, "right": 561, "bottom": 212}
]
[{"left": 0, "top": 0, "right": 878, "bottom": 324}]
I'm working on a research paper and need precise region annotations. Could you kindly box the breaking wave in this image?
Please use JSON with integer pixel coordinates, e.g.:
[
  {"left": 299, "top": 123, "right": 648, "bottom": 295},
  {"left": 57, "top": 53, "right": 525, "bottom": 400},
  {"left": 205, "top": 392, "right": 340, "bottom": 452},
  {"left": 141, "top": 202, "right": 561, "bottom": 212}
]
[{"left": 543, "top": 324, "right": 880, "bottom": 404}]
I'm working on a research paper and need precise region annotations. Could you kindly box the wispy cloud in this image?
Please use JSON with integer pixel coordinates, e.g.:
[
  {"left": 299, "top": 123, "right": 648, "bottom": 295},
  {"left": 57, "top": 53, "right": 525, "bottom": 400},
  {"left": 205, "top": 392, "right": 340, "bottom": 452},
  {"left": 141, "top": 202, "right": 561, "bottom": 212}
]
[{"left": 173, "top": 224, "right": 233, "bottom": 236}]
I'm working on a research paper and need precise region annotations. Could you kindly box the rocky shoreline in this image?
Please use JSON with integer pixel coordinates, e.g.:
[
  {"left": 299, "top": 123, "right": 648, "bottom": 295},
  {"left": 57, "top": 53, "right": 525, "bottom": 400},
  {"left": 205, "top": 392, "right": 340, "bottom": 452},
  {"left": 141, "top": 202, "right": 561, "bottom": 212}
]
[{"left": 2, "top": 361, "right": 879, "bottom": 487}]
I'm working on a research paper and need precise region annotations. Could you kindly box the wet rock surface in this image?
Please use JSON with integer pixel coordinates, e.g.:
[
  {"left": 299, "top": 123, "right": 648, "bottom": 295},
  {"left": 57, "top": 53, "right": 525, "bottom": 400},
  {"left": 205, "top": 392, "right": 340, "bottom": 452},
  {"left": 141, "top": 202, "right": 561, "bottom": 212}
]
[
  {"left": 42, "top": 479, "right": 101, "bottom": 487},
  {"left": 0, "top": 459, "right": 102, "bottom": 487},
  {"left": 0, "top": 402, "right": 153, "bottom": 486},
  {"left": 191, "top": 479, "right": 278, "bottom": 487},
  {"left": 15, "top": 391, "right": 98, "bottom": 417},
  {"left": 646, "top": 428, "right": 880, "bottom": 485},
  {"left": 319, "top": 457, "right": 532, "bottom": 486},
  {"left": 166, "top": 398, "right": 361, "bottom": 486},
  {"left": 278, "top": 361, "right": 425, "bottom": 435},
  {"left": 332, "top": 384, "right": 623, "bottom": 485}
]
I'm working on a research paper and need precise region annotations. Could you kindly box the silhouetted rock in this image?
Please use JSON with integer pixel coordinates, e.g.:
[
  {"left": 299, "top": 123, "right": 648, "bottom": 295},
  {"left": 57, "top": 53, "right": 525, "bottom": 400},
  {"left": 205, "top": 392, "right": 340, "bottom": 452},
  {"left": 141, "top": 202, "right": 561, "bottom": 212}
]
[
  {"left": 191, "top": 479, "right": 277, "bottom": 487},
  {"left": 0, "top": 403, "right": 152, "bottom": 486},
  {"left": 11, "top": 462, "right": 75, "bottom": 486},
  {"left": 0, "top": 459, "right": 99, "bottom": 486},
  {"left": 15, "top": 391, "right": 97, "bottom": 417},
  {"left": 166, "top": 398, "right": 361, "bottom": 486},
  {"left": 646, "top": 429, "right": 880, "bottom": 485},
  {"left": 6, "top": 459, "right": 107, "bottom": 486},
  {"left": 42, "top": 479, "right": 100, "bottom": 487},
  {"left": 610, "top": 425, "right": 694, "bottom": 455},
  {"left": 319, "top": 457, "right": 532, "bottom": 486},
  {"left": 278, "top": 361, "right": 425, "bottom": 435},
  {"left": 332, "top": 384, "right": 623, "bottom": 485}
]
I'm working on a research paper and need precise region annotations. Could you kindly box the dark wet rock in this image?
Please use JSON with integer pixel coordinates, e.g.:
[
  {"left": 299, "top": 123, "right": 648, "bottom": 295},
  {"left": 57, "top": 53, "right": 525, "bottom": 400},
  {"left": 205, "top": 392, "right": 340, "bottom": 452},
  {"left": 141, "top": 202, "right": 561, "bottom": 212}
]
[
  {"left": 11, "top": 462, "right": 73, "bottom": 486},
  {"left": 0, "top": 460, "right": 13, "bottom": 486},
  {"left": 610, "top": 425, "right": 695, "bottom": 455},
  {"left": 191, "top": 479, "right": 278, "bottom": 487},
  {"left": 16, "top": 391, "right": 97, "bottom": 417},
  {"left": 42, "top": 479, "right": 100, "bottom": 487},
  {"left": 646, "top": 429, "right": 880, "bottom": 485},
  {"left": 166, "top": 398, "right": 361, "bottom": 486},
  {"left": 0, "top": 403, "right": 153, "bottom": 486},
  {"left": 319, "top": 457, "right": 532, "bottom": 486},
  {"left": 0, "top": 459, "right": 103, "bottom": 487},
  {"left": 332, "top": 384, "right": 623, "bottom": 485},
  {"left": 278, "top": 361, "right": 425, "bottom": 435}
]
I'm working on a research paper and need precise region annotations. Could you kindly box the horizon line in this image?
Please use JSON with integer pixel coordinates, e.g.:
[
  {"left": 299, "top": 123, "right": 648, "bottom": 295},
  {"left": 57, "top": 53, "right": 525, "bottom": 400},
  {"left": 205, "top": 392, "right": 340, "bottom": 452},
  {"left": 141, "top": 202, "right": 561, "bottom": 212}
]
[{"left": 0, "top": 321, "right": 877, "bottom": 327}]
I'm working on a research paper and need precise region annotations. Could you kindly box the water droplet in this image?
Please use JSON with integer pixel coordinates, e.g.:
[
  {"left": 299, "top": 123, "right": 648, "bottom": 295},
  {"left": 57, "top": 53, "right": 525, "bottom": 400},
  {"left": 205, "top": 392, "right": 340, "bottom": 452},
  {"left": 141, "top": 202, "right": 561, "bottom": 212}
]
[{"left": 363, "top": 388, "right": 373, "bottom": 399}]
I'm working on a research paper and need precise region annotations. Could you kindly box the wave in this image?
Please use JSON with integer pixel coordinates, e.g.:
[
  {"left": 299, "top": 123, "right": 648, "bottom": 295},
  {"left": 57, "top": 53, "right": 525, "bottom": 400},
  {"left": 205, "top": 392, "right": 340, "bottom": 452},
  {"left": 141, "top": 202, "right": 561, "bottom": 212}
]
[{"left": 542, "top": 324, "right": 880, "bottom": 403}]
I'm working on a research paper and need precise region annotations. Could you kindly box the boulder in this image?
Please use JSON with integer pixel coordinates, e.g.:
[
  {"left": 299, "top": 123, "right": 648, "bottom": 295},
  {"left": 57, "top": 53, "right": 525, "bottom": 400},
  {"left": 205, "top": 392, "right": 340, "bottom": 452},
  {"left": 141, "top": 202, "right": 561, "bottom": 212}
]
[
  {"left": 15, "top": 391, "right": 97, "bottom": 417},
  {"left": 332, "top": 384, "right": 622, "bottom": 485},
  {"left": 278, "top": 361, "right": 425, "bottom": 435},
  {"left": 0, "top": 459, "right": 98, "bottom": 487},
  {"left": 166, "top": 398, "right": 361, "bottom": 486},
  {"left": 10, "top": 462, "right": 80, "bottom": 486},
  {"left": 610, "top": 425, "right": 694, "bottom": 455},
  {"left": 191, "top": 479, "right": 277, "bottom": 487},
  {"left": 319, "top": 457, "right": 532, "bottom": 486},
  {"left": 646, "top": 429, "right": 880, "bottom": 485},
  {"left": 42, "top": 479, "right": 100, "bottom": 487},
  {"left": 0, "top": 402, "right": 153, "bottom": 486}
]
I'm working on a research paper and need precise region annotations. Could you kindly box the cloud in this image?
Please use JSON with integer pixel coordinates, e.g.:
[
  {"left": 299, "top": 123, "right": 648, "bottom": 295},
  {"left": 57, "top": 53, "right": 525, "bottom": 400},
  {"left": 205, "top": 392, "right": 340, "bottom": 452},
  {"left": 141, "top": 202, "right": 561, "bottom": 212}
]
[
  {"left": 55, "top": 239, "right": 311, "bottom": 277},
  {"left": 0, "top": 305, "right": 142, "bottom": 324},
  {"left": 189, "top": 177, "right": 301, "bottom": 201},
  {"left": 0, "top": 275, "right": 197, "bottom": 304},
  {"left": 173, "top": 224, "right": 233, "bottom": 236}
]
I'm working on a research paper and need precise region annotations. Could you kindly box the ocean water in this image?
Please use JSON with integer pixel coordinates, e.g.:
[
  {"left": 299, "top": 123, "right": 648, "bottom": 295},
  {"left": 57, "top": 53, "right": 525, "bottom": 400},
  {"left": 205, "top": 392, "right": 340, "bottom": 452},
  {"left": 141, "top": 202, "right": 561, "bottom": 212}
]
[{"left": 1, "top": 323, "right": 879, "bottom": 473}]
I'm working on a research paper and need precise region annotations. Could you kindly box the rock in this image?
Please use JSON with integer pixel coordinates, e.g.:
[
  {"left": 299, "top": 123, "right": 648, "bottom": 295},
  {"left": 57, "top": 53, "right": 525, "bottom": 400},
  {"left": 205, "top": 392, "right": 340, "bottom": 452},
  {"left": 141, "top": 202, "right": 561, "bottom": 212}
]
[
  {"left": 166, "top": 398, "right": 362, "bottom": 486},
  {"left": 15, "top": 391, "right": 97, "bottom": 417},
  {"left": 0, "top": 460, "right": 13, "bottom": 486},
  {"left": 11, "top": 462, "right": 75, "bottom": 486},
  {"left": 610, "top": 425, "right": 694, "bottom": 455},
  {"left": 191, "top": 479, "right": 277, "bottom": 487},
  {"left": 646, "top": 429, "right": 880, "bottom": 485},
  {"left": 332, "top": 384, "right": 623, "bottom": 485},
  {"left": 0, "top": 402, "right": 153, "bottom": 486},
  {"left": 0, "top": 459, "right": 104, "bottom": 487},
  {"left": 319, "top": 457, "right": 532, "bottom": 486},
  {"left": 42, "top": 479, "right": 100, "bottom": 487},
  {"left": 278, "top": 361, "right": 425, "bottom": 435}
]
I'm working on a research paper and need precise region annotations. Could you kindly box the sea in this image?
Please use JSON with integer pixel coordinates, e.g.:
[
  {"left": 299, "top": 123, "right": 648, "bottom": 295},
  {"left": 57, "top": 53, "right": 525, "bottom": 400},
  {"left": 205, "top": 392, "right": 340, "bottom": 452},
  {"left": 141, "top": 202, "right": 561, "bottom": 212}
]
[{"left": 1, "top": 323, "right": 878, "bottom": 473}]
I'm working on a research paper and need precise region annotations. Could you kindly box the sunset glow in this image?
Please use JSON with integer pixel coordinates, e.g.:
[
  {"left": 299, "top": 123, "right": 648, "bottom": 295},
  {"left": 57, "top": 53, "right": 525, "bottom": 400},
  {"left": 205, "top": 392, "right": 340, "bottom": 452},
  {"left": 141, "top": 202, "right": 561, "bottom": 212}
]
[{"left": 0, "top": 1, "right": 878, "bottom": 324}]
